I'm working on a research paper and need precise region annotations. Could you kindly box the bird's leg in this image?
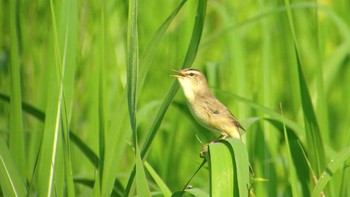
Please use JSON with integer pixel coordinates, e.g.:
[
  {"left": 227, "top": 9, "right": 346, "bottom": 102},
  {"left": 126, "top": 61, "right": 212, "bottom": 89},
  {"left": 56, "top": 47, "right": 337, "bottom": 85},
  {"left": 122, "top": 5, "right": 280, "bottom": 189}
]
[
  {"left": 200, "top": 134, "right": 227, "bottom": 157},
  {"left": 212, "top": 134, "right": 227, "bottom": 142},
  {"left": 199, "top": 145, "right": 208, "bottom": 158}
]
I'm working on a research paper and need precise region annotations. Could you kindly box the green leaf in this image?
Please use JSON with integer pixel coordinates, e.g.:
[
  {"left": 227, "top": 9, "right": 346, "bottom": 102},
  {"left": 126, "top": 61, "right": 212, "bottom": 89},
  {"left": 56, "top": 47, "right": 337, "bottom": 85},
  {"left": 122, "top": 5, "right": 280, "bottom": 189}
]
[
  {"left": 224, "top": 139, "right": 250, "bottom": 197},
  {"left": 283, "top": 0, "right": 326, "bottom": 177},
  {"left": 311, "top": 146, "right": 350, "bottom": 197},
  {"left": 135, "top": 146, "right": 151, "bottom": 197},
  {"left": 124, "top": 0, "right": 207, "bottom": 195},
  {"left": 0, "top": 92, "right": 127, "bottom": 196},
  {"left": 265, "top": 118, "right": 311, "bottom": 195},
  {"left": 9, "top": 0, "right": 25, "bottom": 179},
  {"left": 126, "top": 0, "right": 139, "bottom": 143},
  {"left": 0, "top": 137, "right": 27, "bottom": 196},
  {"left": 126, "top": 0, "right": 150, "bottom": 196},
  {"left": 181, "top": 0, "right": 207, "bottom": 68},
  {"left": 100, "top": 0, "right": 189, "bottom": 195},
  {"left": 214, "top": 91, "right": 304, "bottom": 140},
  {"left": 36, "top": 0, "right": 77, "bottom": 195},
  {"left": 209, "top": 141, "right": 236, "bottom": 196},
  {"left": 208, "top": 138, "right": 249, "bottom": 197},
  {"left": 93, "top": 0, "right": 108, "bottom": 195},
  {"left": 70, "top": 132, "right": 99, "bottom": 168},
  {"left": 144, "top": 161, "right": 172, "bottom": 197},
  {"left": 58, "top": 0, "right": 78, "bottom": 195},
  {"left": 281, "top": 105, "right": 300, "bottom": 196},
  {"left": 138, "top": 0, "right": 188, "bottom": 92},
  {"left": 172, "top": 188, "right": 209, "bottom": 197}
]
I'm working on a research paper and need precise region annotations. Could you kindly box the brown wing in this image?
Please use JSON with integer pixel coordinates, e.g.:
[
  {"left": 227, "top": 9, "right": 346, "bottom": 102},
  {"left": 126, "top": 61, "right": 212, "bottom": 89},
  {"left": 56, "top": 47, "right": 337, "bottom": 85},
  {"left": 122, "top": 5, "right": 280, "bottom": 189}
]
[
  {"left": 229, "top": 110, "right": 246, "bottom": 131},
  {"left": 220, "top": 104, "right": 245, "bottom": 132},
  {"left": 204, "top": 96, "right": 245, "bottom": 131}
]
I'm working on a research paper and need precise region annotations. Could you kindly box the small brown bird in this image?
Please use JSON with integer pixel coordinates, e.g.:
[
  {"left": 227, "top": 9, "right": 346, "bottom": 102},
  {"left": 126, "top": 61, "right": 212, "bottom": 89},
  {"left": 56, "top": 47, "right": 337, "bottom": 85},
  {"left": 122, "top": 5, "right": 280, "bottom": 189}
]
[{"left": 171, "top": 68, "right": 245, "bottom": 141}]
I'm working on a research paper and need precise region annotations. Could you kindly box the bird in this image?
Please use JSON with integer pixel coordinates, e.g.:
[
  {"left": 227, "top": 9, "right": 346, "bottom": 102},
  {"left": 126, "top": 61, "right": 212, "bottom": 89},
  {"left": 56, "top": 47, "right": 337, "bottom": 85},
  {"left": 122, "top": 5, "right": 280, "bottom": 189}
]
[{"left": 171, "top": 68, "right": 245, "bottom": 141}]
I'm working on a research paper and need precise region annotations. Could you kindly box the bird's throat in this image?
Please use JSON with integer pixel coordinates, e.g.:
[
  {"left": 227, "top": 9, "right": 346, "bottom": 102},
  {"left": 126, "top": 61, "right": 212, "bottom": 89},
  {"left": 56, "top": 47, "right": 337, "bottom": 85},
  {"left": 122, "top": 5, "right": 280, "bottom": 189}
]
[{"left": 181, "top": 85, "right": 196, "bottom": 103}]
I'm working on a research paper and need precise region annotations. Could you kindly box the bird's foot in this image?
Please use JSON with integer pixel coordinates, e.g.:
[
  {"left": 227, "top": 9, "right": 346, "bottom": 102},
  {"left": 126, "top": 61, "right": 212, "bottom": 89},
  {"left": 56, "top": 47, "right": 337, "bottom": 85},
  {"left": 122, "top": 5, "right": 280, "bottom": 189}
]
[
  {"left": 199, "top": 135, "right": 228, "bottom": 158},
  {"left": 199, "top": 144, "right": 209, "bottom": 158}
]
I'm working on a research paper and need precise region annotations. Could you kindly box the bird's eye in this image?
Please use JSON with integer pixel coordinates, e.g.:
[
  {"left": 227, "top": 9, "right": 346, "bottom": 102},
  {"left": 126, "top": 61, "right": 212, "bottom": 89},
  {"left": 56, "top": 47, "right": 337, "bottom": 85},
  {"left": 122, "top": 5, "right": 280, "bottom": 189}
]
[{"left": 189, "top": 73, "right": 195, "bottom": 77}]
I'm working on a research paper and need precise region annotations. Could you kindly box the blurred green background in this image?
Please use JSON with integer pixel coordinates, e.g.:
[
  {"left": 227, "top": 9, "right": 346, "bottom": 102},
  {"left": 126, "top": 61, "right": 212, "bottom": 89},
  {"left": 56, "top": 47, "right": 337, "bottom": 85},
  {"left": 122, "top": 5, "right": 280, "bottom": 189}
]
[{"left": 1, "top": 0, "right": 350, "bottom": 196}]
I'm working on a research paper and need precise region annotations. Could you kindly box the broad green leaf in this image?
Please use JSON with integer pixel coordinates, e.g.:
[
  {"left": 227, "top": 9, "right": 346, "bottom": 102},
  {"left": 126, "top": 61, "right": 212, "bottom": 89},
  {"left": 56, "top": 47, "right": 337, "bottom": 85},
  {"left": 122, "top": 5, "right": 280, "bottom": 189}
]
[
  {"left": 184, "top": 188, "right": 209, "bottom": 197},
  {"left": 172, "top": 188, "right": 209, "bottom": 197},
  {"left": 224, "top": 139, "right": 250, "bottom": 197},
  {"left": 208, "top": 138, "right": 250, "bottom": 197},
  {"left": 209, "top": 142, "right": 236, "bottom": 196}
]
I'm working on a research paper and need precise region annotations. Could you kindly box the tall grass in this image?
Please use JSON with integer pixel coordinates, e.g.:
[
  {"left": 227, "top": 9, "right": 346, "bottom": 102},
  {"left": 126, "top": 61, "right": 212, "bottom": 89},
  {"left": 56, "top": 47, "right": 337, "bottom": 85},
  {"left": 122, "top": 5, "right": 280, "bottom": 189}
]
[{"left": 1, "top": 0, "right": 350, "bottom": 196}]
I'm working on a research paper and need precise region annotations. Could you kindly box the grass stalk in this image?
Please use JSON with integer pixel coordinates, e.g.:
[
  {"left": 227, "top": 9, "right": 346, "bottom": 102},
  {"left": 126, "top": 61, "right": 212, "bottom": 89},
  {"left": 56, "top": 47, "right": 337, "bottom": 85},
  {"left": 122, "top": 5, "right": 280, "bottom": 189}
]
[{"left": 9, "top": 0, "right": 26, "bottom": 180}]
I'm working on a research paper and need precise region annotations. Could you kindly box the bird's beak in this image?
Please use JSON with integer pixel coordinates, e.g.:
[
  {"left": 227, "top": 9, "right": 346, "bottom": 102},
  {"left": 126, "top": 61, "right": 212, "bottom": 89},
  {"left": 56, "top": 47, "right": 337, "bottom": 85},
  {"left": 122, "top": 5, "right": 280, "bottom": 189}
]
[{"left": 170, "top": 69, "right": 184, "bottom": 78}]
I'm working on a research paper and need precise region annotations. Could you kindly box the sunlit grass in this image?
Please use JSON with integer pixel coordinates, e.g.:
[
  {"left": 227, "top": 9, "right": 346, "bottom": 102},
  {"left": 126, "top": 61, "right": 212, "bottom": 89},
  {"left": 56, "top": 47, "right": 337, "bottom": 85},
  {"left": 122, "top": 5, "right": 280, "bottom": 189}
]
[{"left": 1, "top": 0, "right": 350, "bottom": 196}]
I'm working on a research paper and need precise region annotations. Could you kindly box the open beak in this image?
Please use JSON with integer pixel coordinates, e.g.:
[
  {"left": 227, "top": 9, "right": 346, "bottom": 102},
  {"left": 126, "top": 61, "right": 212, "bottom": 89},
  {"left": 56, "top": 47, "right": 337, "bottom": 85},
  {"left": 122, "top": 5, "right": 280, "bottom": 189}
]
[{"left": 170, "top": 69, "right": 184, "bottom": 78}]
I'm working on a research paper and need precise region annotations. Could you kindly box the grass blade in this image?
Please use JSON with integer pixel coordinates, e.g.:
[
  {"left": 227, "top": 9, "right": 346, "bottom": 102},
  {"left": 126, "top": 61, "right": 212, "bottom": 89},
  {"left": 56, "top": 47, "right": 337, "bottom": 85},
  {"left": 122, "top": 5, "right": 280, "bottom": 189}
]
[
  {"left": 141, "top": 0, "right": 207, "bottom": 171},
  {"left": 281, "top": 104, "right": 300, "bottom": 196},
  {"left": 181, "top": 0, "right": 207, "bottom": 68},
  {"left": 93, "top": 1, "right": 107, "bottom": 195},
  {"left": 126, "top": 0, "right": 150, "bottom": 196},
  {"left": 36, "top": 0, "right": 77, "bottom": 195},
  {"left": 138, "top": 0, "right": 188, "bottom": 92},
  {"left": 209, "top": 142, "right": 236, "bottom": 196},
  {"left": 135, "top": 146, "right": 151, "bottom": 197},
  {"left": 283, "top": 0, "right": 326, "bottom": 177},
  {"left": 172, "top": 188, "right": 209, "bottom": 197},
  {"left": 0, "top": 137, "right": 27, "bottom": 196},
  {"left": 56, "top": 0, "right": 78, "bottom": 196},
  {"left": 36, "top": 4, "right": 63, "bottom": 197},
  {"left": 311, "top": 146, "right": 350, "bottom": 197},
  {"left": 0, "top": 92, "right": 99, "bottom": 169},
  {"left": 101, "top": 1, "right": 188, "bottom": 196},
  {"left": 127, "top": 0, "right": 139, "bottom": 149},
  {"left": 224, "top": 139, "right": 250, "bottom": 197},
  {"left": 208, "top": 138, "right": 249, "bottom": 196},
  {"left": 124, "top": 0, "right": 207, "bottom": 195},
  {"left": 0, "top": 92, "right": 113, "bottom": 196},
  {"left": 9, "top": 0, "right": 25, "bottom": 179},
  {"left": 214, "top": 91, "right": 304, "bottom": 138},
  {"left": 144, "top": 161, "right": 172, "bottom": 197}
]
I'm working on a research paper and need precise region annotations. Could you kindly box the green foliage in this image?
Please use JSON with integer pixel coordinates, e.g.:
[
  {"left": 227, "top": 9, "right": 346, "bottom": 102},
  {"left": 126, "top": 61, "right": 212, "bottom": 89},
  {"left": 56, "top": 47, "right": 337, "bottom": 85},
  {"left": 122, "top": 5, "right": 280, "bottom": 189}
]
[
  {"left": 208, "top": 139, "right": 250, "bottom": 196},
  {"left": 1, "top": 0, "right": 350, "bottom": 196},
  {"left": 0, "top": 137, "right": 27, "bottom": 196},
  {"left": 9, "top": 0, "right": 25, "bottom": 182}
]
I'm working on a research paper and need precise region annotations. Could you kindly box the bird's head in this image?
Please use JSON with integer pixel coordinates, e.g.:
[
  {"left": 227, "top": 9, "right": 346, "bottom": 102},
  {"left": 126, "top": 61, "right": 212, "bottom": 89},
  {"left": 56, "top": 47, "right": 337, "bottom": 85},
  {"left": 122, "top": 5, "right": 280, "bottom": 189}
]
[{"left": 171, "top": 68, "right": 210, "bottom": 100}]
